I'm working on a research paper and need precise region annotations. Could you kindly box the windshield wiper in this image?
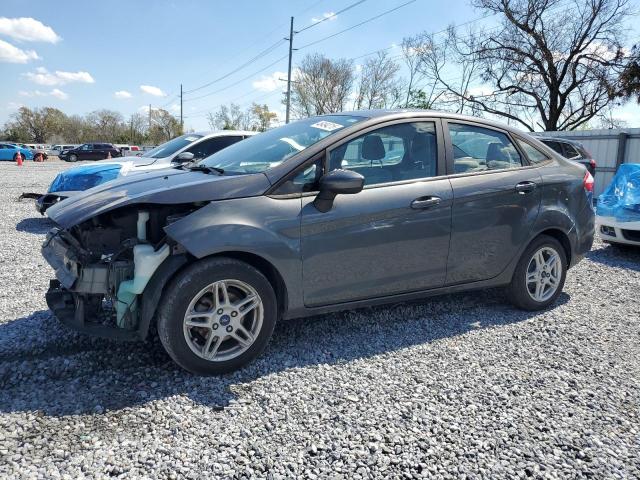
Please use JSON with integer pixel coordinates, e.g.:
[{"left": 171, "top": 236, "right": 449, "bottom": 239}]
[{"left": 187, "top": 164, "right": 224, "bottom": 175}]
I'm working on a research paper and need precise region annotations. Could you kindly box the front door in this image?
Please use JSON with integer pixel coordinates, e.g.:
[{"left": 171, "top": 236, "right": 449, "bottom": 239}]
[
  {"left": 444, "top": 121, "right": 542, "bottom": 285},
  {"left": 301, "top": 120, "right": 453, "bottom": 307}
]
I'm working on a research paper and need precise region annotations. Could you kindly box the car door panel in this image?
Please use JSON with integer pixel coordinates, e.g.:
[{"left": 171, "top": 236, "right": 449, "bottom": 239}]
[
  {"left": 444, "top": 120, "right": 543, "bottom": 285},
  {"left": 301, "top": 179, "right": 453, "bottom": 307}
]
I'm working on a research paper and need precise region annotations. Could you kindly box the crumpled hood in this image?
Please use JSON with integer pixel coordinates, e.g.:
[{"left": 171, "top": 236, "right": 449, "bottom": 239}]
[{"left": 46, "top": 167, "right": 272, "bottom": 228}]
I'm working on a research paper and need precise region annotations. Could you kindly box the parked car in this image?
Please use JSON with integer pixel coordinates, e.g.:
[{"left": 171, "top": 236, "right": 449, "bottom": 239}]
[
  {"left": 535, "top": 136, "right": 596, "bottom": 176},
  {"left": 28, "top": 131, "right": 255, "bottom": 214},
  {"left": 49, "top": 144, "right": 80, "bottom": 156},
  {"left": 0, "top": 143, "right": 34, "bottom": 161},
  {"left": 119, "top": 145, "right": 141, "bottom": 155},
  {"left": 596, "top": 163, "right": 640, "bottom": 247},
  {"left": 58, "top": 143, "right": 121, "bottom": 162},
  {"left": 42, "top": 110, "right": 595, "bottom": 375}
]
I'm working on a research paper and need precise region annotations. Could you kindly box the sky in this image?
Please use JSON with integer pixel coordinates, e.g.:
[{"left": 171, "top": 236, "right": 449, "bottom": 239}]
[{"left": 1, "top": 0, "right": 639, "bottom": 133}]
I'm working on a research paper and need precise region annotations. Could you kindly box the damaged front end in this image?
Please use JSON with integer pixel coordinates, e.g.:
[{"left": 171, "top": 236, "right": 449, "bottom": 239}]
[{"left": 43, "top": 205, "right": 194, "bottom": 340}]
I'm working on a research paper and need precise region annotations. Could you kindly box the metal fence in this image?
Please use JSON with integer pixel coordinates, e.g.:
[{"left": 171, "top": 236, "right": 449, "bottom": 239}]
[{"left": 536, "top": 128, "right": 640, "bottom": 196}]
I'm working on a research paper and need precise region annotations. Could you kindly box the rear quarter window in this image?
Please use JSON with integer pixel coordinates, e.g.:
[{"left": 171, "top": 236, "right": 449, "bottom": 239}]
[{"left": 516, "top": 138, "right": 551, "bottom": 165}]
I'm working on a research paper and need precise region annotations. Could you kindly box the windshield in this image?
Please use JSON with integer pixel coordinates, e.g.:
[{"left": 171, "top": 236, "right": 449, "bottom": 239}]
[
  {"left": 199, "top": 115, "right": 365, "bottom": 174},
  {"left": 142, "top": 133, "right": 204, "bottom": 159}
]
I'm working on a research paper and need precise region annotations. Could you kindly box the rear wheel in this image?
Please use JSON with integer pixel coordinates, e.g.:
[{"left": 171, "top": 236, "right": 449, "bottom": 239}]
[
  {"left": 157, "top": 257, "right": 277, "bottom": 375},
  {"left": 507, "top": 235, "right": 567, "bottom": 311}
]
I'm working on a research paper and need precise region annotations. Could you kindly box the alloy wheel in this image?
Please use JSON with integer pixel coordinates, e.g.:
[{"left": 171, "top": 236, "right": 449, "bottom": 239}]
[
  {"left": 182, "top": 279, "right": 263, "bottom": 362},
  {"left": 525, "top": 246, "right": 561, "bottom": 302}
]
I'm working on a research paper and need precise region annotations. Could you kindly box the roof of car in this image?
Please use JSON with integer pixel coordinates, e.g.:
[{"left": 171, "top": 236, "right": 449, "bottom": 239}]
[
  {"left": 193, "top": 130, "right": 258, "bottom": 138},
  {"left": 334, "top": 109, "right": 534, "bottom": 136}
]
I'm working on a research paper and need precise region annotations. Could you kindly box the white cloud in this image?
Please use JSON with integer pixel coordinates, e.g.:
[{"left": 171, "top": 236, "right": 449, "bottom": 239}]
[
  {"left": 252, "top": 71, "right": 286, "bottom": 92},
  {"left": 0, "top": 39, "right": 39, "bottom": 63},
  {"left": 23, "top": 67, "right": 94, "bottom": 85},
  {"left": 114, "top": 90, "right": 132, "bottom": 99},
  {"left": 168, "top": 103, "right": 180, "bottom": 114},
  {"left": 50, "top": 88, "right": 68, "bottom": 99},
  {"left": 18, "top": 88, "right": 68, "bottom": 100},
  {"left": 140, "top": 85, "right": 166, "bottom": 97},
  {"left": 0, "top": 17, "right": 60, "bottom": 43},
  {"left": 311, "top": 12, "right": 337, "bottom": 23}
]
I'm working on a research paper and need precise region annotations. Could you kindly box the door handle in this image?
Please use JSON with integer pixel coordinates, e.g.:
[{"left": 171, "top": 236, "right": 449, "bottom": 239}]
[
  {"left": 515, "top": 181, "right": 537, "bottom": 194},
  {"left": 411, "top": 196, "right": 441, "bottom": 209}
]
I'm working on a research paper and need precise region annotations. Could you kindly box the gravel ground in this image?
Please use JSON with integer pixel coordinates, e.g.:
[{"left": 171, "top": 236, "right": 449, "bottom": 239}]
[{"left": 0, "top": 161, "right": 639, "bottom": 479}]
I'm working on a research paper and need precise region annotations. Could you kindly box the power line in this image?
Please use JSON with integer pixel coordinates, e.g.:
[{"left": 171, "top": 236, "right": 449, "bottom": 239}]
[
  {"left": 297, "top": 0, "right": 368, "bottom": 33},
  {"left": 184, "top": 53, "right": 289, "bottom": 103},
  {"left": 297, "top": 0, "right": 417, "bottom": 51},
  {"left": 183, "top": 39, "right": 286, "bottom": 94}
]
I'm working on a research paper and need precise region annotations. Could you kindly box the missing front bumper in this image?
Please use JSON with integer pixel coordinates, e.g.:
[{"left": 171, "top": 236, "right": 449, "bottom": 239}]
[{"left": 46, "top": 279, "right": 141, "bottom": 341}]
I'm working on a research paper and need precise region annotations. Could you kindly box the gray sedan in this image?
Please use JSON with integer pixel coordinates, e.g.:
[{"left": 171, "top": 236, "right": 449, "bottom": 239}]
[{"left": 43, "top": 110, "right": 595, "bottom": 375}]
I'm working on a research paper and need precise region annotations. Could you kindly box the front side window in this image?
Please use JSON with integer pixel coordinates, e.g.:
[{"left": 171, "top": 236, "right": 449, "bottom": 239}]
[
  {"left": 143, "top": 134, "right": 204, "bottom": 159},
  {"left": 516, "top": 138, "right": 549, "bottom": 165},
  {"left": 329, "top": 122, "right": 438, "bottom": 186},
  {"left": 449, "top": 123, "right": 522, "bottom": 173},
  {"left": 186, "top": 136, "right": 242, "bottom": 160},
  {"left": 200, "top": 115, "right": 365, "bottom": 174},
  {"left": 273, "top": 158, "right": 324, "bottom": 195}
]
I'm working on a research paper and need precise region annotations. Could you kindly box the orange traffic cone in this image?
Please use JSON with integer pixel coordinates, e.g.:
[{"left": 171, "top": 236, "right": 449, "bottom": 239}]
[
  {"left": 16, "top": 152, "right": 23, "bottom": 166},
  {"left": 107, "top": 151, "right": 112, "bottom": 159}
]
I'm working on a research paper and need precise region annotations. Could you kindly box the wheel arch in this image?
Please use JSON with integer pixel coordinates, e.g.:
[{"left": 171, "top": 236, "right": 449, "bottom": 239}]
[
  {"left": 535, "top": 228, "right": 572, "bottom": 267},
  {"left": 206, "top": 250, "right": 288, "bottom": 319},
  {"left": 139, "top": 249, "right": 289, "bottom": 340}
]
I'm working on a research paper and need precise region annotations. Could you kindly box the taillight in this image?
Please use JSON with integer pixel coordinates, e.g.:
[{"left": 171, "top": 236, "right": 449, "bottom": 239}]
[{"left": 583, "top": 170, "right": 594, "bottom": 192}]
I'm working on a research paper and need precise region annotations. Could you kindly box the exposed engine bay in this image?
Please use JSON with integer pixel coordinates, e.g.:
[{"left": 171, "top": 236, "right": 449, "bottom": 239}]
[{"left": 43, "top": 203, "right": 202, "bottom": 340}]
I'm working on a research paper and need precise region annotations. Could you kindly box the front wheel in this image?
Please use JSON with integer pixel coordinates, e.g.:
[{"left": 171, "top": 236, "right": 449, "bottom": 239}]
[
  {"left": 507, "top": 235, "right": 567, "bottom": 311},
  {"left": 68, "top": 154, "right": 78, "bottom": 162},
  {"left": 157, "top": 257, "right": 277, "bottom": 375}
]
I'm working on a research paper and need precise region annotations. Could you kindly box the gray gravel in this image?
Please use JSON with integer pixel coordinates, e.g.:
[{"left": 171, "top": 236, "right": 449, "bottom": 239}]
[{"left": 1, "top": 160, "right": 639, "bottom": 479}]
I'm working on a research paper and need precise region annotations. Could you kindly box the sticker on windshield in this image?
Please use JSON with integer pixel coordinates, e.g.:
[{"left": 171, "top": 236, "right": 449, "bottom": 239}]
[
  {"left": 183, "top": 136, "right": 199, "bottom": 142},
  {"left": 310, "top": 120, "right": 343, "bottom": 131}
]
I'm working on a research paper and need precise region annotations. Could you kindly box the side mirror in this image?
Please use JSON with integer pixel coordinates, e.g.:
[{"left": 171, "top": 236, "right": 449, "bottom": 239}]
[
  {"left": 313, "top": 169, "right": 364, "bottom": 213},
  {"left": 174, "top": 151, "right": 195, "bottom": 163}
]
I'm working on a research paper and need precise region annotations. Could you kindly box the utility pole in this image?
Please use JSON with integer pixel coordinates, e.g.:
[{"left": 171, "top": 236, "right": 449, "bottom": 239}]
[
  {"left": 285, "top": 16, "right": 294, "bottom": 124},
  {"left": 180, "top": 83, "right": 183, "bottom": 130}
]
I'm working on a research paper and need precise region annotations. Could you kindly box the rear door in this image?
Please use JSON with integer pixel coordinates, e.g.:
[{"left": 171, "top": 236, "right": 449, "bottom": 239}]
[
  {"left": 444, "top": 121, "right": 542, "bottom": 285},
  {"left": 299, "top": 118, "right": 453, "bottom": 306}
]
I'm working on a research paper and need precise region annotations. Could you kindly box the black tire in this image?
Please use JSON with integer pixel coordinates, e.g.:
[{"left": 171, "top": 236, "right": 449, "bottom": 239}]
[
  {"left": 507, "top": 234, "right": 567, "bottom": 311},
  {"left": 157, "top": 257, "right": 277, "bottom": 375},
  {"left": 68, "top": 154, "right": 78, "bottom": 162}
]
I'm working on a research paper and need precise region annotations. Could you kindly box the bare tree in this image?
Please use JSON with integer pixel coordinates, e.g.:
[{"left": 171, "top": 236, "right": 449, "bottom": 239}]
[
  {"left": 291, "top": 54, "right": 354, "bottom": 117},
  {"left": 86, "top": 110, "right": 124, "bottom": 140},
  {"left": 207, "top": 103, "right": 250, "bottom": 130},
  {"left": 149, "top": 108, "right": 182, "bottom": 143},
  {"left": 400, "top": 35, "right": 428, "bottom": 107},
  {"left": 249, "top": 103, "right": 278, "bottom": 131},
  {"left": 4, "top": 106, "right": 66, "bottom": 142},
  {"left": 417, "top": 0, "right": 630, "bottom": 131},
  {"left": 353, "top": 52, "right": 402, "bottom": 110},
  {"left": 617, "top": 44, "right": 640, "bottom": 103}
]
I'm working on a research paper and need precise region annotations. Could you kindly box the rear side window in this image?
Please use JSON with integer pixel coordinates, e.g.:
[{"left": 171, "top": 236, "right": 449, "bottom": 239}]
[
  {"left": 449, "top": 123, "right": 522, "bottom": 173},
  {"left": 516, "top": 139, "right": 550, "bottom": 165}
]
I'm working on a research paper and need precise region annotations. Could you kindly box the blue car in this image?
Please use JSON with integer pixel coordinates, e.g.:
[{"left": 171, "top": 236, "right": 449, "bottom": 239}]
[{"left": 0, "top": 143, "right": 34, "bottom": 161}]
